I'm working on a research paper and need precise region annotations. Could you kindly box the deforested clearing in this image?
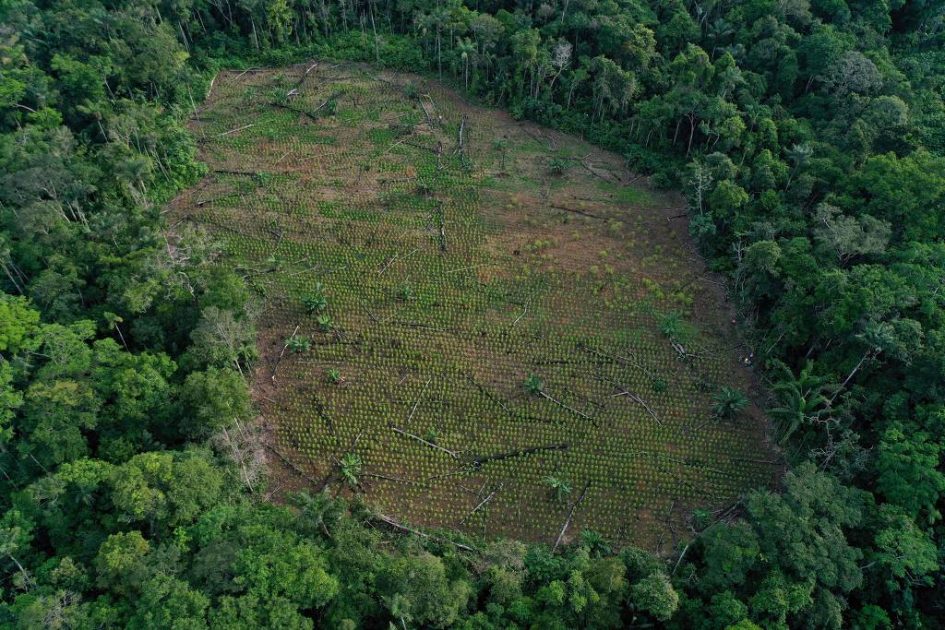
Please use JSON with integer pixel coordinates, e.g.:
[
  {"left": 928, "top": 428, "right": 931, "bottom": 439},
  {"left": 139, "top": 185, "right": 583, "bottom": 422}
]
[{"left": 169, "top": 61, "right": 779, "bottom": 550}]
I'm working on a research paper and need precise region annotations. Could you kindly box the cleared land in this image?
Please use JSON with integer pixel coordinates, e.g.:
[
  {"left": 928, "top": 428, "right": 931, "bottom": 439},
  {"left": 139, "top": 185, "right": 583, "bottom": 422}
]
[{"left": 170, "top": 62, "right": 779, "bottom": 551}]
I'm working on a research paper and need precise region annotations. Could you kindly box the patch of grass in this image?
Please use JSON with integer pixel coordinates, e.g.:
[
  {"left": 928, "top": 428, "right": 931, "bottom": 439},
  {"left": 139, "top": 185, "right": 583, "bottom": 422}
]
[{"left": 596, "top": 180, "right": 653, "bottom": 205}]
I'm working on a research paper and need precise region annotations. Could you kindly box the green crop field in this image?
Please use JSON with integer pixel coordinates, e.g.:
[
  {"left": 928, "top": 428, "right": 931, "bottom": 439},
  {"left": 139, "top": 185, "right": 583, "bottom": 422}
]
[{"left": 170, "top": 61, "right": 779, "bottom": 551}]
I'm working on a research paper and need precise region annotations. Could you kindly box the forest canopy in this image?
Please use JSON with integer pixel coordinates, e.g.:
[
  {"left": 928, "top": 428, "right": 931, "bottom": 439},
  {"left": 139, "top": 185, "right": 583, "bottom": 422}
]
[{"left": 0, "top": 0, "right": 943, "bottom": 627}]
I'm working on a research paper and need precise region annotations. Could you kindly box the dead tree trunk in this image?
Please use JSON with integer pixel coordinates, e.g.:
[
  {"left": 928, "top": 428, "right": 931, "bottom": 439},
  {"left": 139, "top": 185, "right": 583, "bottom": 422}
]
[{"left": 437, "top": 206, "right": 447, "bottom": 252}]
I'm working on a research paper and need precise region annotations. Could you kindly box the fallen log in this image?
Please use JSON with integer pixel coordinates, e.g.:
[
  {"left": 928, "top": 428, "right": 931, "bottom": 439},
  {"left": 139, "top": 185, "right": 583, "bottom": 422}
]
[
  {"left": 401, "top": 140, "right": 442, "bottom": 154},
  {"left": 550, "top": 205, "right": 602, "bottom": 220},
  {"left": 195, "top": 191, "right": 242, "bottom": 207},
  {"left": 553, "top": 481, "right": 591, "bottom": 551},
  {"left": 390, "top": 425, "right": 460, "bottom": 460},
  {"left": 211, "top": 168, "right": 257, "bottom": 176},
  {"left": 539, "top": 390, "right": 594, "bottom": 422},
  {"left": 290, "top": 61, "right": 319, "bottom": 94},
  {"left": 406, "top": 378, "right": 432, "bottom": 424},
  {"left": 264, "top": 443, "right": 321, "bottom": 487},
  {"left": 270, "top": 101, "right": 321, "bottom": 122},
  {"left": 581, "top": 156, "right": 621, "bottom": 184},
  {"left": 362, "top": 471, "right": 420, "bottom": 485},
  {"left": 418, "top": 93, "right": 442, "bottom": 127},
  {"left": 610, "top": 385, "right": 661, "bottom": 425},
  {"left": 472, "top": 443, "right": 569, "bottom": 468},
  {"left": 671, "top": 543, "right": 690, "bottom": 575},
  {"left": 270, "top": 90, "right": 343, "bottom": 122},
  {"left": 581, "top": 344, "right": 657, "bottom": 381},
  {"left": 218, "top": 123, "right": 254, "bottom": 136},
  {"left": 459, "top": 483, "right": 503, "bottom": 525},
  {"left": 373, "top": 513, "right": 477, "bottom": 552},
  {"left": 457, "top": 115, "right": 467, "bottom": 149}
]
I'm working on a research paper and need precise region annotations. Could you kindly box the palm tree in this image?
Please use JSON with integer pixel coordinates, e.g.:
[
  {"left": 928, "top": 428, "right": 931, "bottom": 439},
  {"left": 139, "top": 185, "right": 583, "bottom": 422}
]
[
  {"left": 785, "top": 143, "right": 813, "bottom": 188},
  {"left": 456, "top": 37, "right": 476, "bottom": 89},
  {"left": 706, "top": 18, "right": 734, "bottom": 58},
  {"left": 384, "top": 592, "right": 413, "bottom": 630},
  {"left": 712, "top": 387, "right": 749, "bottom": 420},
  {"left": 769, "top": 360, "right": 833, "bottom": 444},
  {"left": 339, "top": 452, "right": 362, "bottom": 487},
  {"left": 104, "top": 311, "right": 129, "bottom": 350},
  {"left": 543, "top": 475, "right": 572, "bottom": 503},
  {"left": 292, "top": 491, "right": 343, "bottom": 538},
  {"left": 580, "top": 530, "right": 612, "bottom": 557}
]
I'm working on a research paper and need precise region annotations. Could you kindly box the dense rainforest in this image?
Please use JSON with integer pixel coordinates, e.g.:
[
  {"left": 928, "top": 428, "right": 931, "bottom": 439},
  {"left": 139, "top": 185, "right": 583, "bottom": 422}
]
[{"left": 1, "top": 0, "right": 944, "bottom": 627}]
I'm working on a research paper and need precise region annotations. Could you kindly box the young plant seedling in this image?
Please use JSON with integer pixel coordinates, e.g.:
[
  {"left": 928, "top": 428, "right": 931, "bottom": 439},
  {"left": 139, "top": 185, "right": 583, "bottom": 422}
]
[
  {"left": 316, "top": 313, "right": 333, "bottom": 332},
  {"left": 396, "top": 283, "right": 414, "bottom": 302},
  {"left": 524, "top": 374, "right": 544, "bottom": 396},
  {"left": 692, "top": 508, "right": 712, "bottom": 531},
  {"left": 302, "top": 283, "right": 328, "bottom": 313},
  {"left": 548, "top": 157, "right": 569, "bottom": 176},
  {"left": 659, "top": 311, "right": 685, "bottom": 340}
]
